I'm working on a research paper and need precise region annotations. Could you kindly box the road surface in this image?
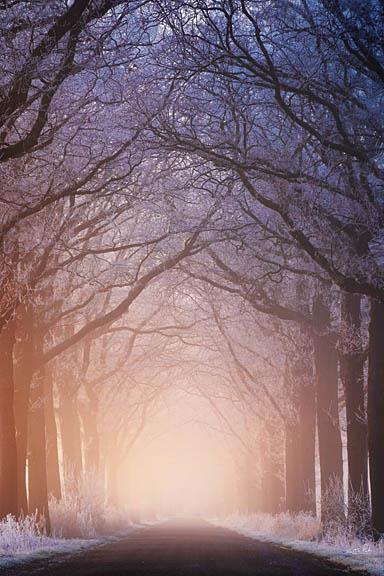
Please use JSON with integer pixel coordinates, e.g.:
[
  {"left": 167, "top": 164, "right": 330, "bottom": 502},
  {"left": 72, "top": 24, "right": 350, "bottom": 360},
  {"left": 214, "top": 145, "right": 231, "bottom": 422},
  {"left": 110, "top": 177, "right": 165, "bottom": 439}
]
[{"left": 2, "top": 519, "right": 369, "bottom": 575}]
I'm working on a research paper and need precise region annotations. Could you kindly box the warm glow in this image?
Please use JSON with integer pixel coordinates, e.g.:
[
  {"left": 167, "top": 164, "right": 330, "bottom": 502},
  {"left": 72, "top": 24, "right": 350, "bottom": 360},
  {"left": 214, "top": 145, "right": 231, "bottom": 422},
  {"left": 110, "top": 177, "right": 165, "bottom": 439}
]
[{"left": 118, "top": 389, "right": 238, "bottom": 517}]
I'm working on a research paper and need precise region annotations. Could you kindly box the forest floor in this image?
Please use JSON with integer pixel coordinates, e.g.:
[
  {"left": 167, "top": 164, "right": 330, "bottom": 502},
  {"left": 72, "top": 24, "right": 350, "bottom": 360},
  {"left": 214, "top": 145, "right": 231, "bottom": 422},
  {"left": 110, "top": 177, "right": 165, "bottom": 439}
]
[{"left": 0, "top": 519, "right": 372, "bottom": 575}]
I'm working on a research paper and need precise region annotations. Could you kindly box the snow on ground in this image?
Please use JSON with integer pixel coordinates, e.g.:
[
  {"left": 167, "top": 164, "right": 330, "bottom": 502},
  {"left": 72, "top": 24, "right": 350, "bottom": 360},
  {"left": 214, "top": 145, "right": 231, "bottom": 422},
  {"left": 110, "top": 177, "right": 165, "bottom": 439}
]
[
  {"left": 0, "top": 476, "right": 152, "bottom": 569},
  {"left": 0, "top": 511, "right": 141, "bottom": 570},
  {"left": 0, "top": 530, "right": 104, "bottom": 571},
  {"left": 215, "top": 513, "right": 384, "bottom": 576}
]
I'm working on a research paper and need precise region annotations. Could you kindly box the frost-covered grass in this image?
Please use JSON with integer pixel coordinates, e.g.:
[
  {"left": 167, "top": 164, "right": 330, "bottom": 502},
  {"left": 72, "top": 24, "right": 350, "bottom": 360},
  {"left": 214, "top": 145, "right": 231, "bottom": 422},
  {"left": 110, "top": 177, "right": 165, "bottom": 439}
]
[
  {"left": 0, "top": 480, "right": 135, "bottom": 566},
  {"left": 0, "top": 511, "right": 137, "bottom": 570},
  {"left": 50, "top": 496, "right": 131, "bottom": 538},
  {"left": 216, "top": 512, "right": 384, "bottom": 576},
  {"left": 0, "top": 514, "right": 62, "bottom": 555},
  {"left": 217, "top": 511, "right": 321, "bottom": 541},
  {"left": 0, "top": 513, "right": 106, "bottom": 571},
  {"left": 50, "top": 492, "right": 130, "bottom": 538},
  {"left": 50, "top": 472, "right": 133, "bottom": 538}
]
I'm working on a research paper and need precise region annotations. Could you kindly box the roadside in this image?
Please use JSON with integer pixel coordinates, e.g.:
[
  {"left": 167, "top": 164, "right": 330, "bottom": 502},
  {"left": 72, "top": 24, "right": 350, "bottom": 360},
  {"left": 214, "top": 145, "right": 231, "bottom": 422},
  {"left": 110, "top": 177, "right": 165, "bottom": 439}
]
[
  {"left": 0, "top": 515, "right": 143, "bottom": 573},
  {"left": 215, "top": 514, "right": 384, "bottom": 576}
]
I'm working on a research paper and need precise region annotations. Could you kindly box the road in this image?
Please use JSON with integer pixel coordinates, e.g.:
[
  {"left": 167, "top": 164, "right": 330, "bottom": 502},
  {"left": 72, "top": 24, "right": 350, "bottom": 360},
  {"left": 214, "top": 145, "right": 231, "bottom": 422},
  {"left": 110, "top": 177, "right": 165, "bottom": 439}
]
[{"left": 2, "top": 519, "right": 369, "bottom": 575}]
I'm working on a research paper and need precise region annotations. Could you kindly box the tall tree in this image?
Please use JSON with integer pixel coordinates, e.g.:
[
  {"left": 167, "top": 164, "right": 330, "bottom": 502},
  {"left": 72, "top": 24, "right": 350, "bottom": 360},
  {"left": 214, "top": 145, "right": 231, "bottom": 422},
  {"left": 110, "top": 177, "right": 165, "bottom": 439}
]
[
  {"left": 313, "top": 294, "right": 344, "bottom": 525},
  {"left": 340, "top": 293, "right": 368, "bottom": 521},
  {"left": 368, "top": 300, "right": 384, "bottom": 537},
  {"left": 0, "top": 320, "right": 17, "bottom": 517}
]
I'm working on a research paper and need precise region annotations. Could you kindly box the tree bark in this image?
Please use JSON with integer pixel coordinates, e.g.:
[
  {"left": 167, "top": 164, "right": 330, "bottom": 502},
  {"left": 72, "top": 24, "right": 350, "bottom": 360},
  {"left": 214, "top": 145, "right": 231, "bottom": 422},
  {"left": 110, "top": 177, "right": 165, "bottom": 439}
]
[
  {"left": 13, "top": 304, "right": 34, "bottom": 515},
  {"left": 28, "top": 367, "right": 51, "bottom": 532},
  {"left": 79, "top": 390, "right": 99, "bottom": 475},
  {"left": 285, "top": 419, "right": 303, "bottom": 513},
  {"left": 313, "top": 294, "right": 344, "bottom": 525},
  {"left": 28, "top": 324, "right": 51, "bottom": 533},
  {"left": 298, "top": 371, "right": 317, "bottom": 514},
  {"left": 58, "top": 384, "right": 82, "bottom": 491},
  {"left": 285, "top": 347, "right": 316, "bottom": 514},
  {"left": 0, "top": 320, "right": 17, "bottom": 518},
  {"left": 340, "top": 293, "right": 368, "bottom": 520},
  {"left": 44, "top": 366, "right": 61, "bottom": 500},
  {"left": 368, "top": 299, "right": 384, "bottom": 537},
  {"left": 260, "top": 422, "right": 284, "bottom": 514}
]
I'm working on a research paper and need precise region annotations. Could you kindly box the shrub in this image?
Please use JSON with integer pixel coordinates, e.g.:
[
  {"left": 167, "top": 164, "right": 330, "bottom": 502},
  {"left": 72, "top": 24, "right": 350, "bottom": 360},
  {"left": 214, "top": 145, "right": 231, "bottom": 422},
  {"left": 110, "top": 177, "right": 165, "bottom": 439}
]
[{"left": 0, "top": 514, "right": 60, "bottom": 555}]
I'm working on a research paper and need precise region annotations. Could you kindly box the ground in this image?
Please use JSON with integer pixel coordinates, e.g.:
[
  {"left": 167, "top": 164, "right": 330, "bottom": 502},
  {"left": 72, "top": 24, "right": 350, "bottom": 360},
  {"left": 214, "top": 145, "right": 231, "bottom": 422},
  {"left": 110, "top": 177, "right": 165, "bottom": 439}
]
[{"left": 0, "top": 519, "right": 371, "bottom": 575}]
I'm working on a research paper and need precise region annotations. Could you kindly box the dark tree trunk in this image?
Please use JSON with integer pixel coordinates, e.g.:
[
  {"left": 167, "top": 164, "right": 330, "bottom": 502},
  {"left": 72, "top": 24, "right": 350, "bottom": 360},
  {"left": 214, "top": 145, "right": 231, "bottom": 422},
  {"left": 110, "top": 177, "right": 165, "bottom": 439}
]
[
  {"left": 44, "top": 366, "right": 61, "bottom": 500},
  {"left": 58, "top": 385, "right": 82, "bottom": 490},
  {"left": 340, "top": 293, "right": 368, "bottom": 520},
  {"left": 313, "top": 295, "right": 344, "bottom": 525},
  {"left": 13, "top": 304, "right": 34, "bottom": 515},
  {"left": 298, "top": 371, "right": 316, "bottom": 514},
  {"left": 368, "top": 299, "right": 384, "bottom": 537},
  {"left": 28, "top": 324, "right": 51, "bottom": 533},
  {"left": 0, "top": 321, "right": 17, "bottom": 518},
  {"left": 285, "top": 420, "right": 302, "bottom": 513},
  {"left": 285, "top": 346, "right": 316, "bottom": 514},
  {"left": 28, "top": 366, "right": 51, "bottom": 533}
]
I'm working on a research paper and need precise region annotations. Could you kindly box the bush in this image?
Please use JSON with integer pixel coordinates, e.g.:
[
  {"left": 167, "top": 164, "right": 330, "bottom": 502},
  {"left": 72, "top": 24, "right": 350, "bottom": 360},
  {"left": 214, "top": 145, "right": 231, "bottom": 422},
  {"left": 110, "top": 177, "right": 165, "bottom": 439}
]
[
  {"left": 50, "top": 473, "right": 131, "bottom": 538},
  {"left": 219, "top": 511, "right": 321, "bottom": 541},
  {"left": 321, "top": 478, "right": 371, "bottom": 544},
  {"left": 0, "top": 514, "right": 60, "bottom": 555}
]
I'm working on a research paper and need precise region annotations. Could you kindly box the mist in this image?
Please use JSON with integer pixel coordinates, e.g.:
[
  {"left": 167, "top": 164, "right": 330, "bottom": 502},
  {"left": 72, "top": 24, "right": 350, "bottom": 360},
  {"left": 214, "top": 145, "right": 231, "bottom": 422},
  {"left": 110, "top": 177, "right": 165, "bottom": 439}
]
[{"left": 0, "top": 1, "right": 383, "bottom": 574}]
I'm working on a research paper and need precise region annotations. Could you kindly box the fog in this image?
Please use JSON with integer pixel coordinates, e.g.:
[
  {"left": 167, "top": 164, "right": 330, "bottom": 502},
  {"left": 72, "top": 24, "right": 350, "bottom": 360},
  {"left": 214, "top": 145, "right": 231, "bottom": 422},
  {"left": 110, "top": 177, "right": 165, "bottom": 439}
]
[
  {"left": 120, "top": 388, "right": 238, "bottom": 517},
  {"left": 0, "top": 0, "right": 383, "bottom": 555}
]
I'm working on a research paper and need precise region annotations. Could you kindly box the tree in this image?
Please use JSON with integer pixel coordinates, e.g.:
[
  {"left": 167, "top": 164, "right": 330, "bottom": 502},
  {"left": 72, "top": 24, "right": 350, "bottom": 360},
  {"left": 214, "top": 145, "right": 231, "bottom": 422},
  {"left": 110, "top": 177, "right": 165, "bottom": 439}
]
[
  {"left": 340, "top": 293, "right": 368, "bottom": 524},
  {"left": 144, "top": 0, "right": 384, "bottom": 534}
]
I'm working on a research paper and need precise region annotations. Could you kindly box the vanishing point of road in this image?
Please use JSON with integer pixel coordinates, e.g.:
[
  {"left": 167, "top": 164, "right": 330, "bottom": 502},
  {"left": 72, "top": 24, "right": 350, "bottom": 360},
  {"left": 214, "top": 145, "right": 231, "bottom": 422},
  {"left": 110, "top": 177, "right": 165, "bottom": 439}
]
[{"left": 2, "top": 519, "right": 369, "bottom": 575}]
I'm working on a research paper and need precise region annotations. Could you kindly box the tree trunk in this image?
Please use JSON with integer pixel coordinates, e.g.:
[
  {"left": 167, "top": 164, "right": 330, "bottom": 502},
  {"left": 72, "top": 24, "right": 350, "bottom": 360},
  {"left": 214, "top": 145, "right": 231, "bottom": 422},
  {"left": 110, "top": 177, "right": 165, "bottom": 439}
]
[
  {"left": 313, "top": 295, "right": 344, "bottom": 525},
  {"left": 58, "top": 385, "right": 82, "bottom": 491},
  {"left": 242, "top": 451, "right": 261, "bottom": 513},
  {"left": 298, "top": 370, "right": 316, "bottom": 514},
  {"left": 260, "top": 422, "right": 284, "bottom": 514},
  {"left": 13, "top": 304, "right": 34, "bottom": 515},
  {"left": 44, "top": 366, "right": 61, "bottom": 500},
  {"left": 28, "top": 367, "right": 51, "bottom": 532},
  {"left": 368, "top": 299, "right": 384, "bottom": 537},
  {"left": 340, "top": 293, "right": 368, "bottom": 521},
  {"left": 28, "top": 324, "right": 51, "bottom": 533},
  {"left": 0, "top": 320, "right": 18, "bottom": 518},
  {"left": 285, "top": 347, "right": 316, "bottom": 514},
  {"left": 79, "top": 393, "right": 99, "bottom": 475},
  {"left": 285, "top": 420, "right": 302, "bottom": 513},
  {"left": 107, "top": 445, "right": 121, "bottom": 507},
  {"left": 98, "top": 434, "right": 108, "bottom": 503}
]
